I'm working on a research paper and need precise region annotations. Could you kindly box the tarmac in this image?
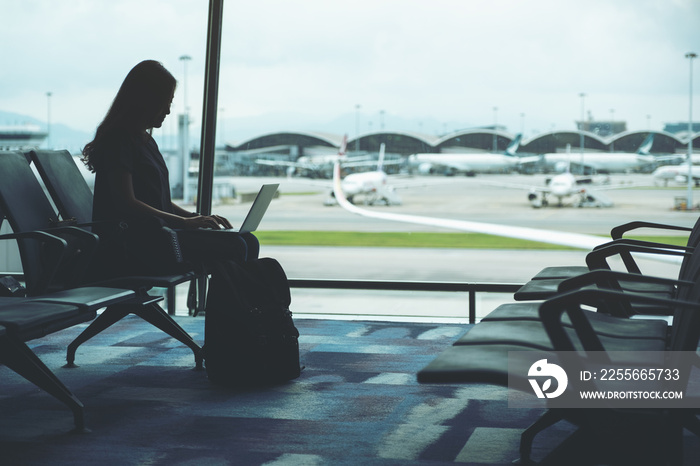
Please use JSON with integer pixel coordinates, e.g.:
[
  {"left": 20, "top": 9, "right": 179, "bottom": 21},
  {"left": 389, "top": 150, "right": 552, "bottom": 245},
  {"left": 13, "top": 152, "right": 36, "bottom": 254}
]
[{"left": 170, "top": 173, "right": 697, "bottom": 322}]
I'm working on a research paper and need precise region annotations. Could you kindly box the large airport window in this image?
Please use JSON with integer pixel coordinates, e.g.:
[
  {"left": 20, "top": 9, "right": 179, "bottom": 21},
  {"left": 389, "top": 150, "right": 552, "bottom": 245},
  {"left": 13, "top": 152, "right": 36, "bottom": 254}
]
[{"left": 2, "top": 1, "right": 698, "bottom": 319}]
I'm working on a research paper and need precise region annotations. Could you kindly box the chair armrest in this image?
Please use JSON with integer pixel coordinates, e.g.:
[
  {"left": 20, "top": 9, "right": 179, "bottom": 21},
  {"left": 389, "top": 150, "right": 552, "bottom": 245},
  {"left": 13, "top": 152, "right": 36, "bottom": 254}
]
[
  {"left": 557, "top": 269, "right": 694, "bottom": 317},
  {"left": 539, "top": 288, "right": 700, "bottom": 352},
  {"left": 589, "top": 238, "right": 691, "bottom": 273},
  {"left": 0, "top": 230, "right": 67, "bottom": 295},
  {"left": 557, "top": 270, "right": 695, "bottom": 317},
  {"left": 585, "top": 242, "right": 690, "bottom": 273},
  {"left": 593, "top": 238, "right": 691, "bottom": 251},
  {"left": 41, "top": 226, "right": 100, "bottom": 288},
  {"left": 558, "top": 269, "right": 693, "bottom": 293},
  {"left": 610, "top": 221, "right": 692, "bottom": 240}
]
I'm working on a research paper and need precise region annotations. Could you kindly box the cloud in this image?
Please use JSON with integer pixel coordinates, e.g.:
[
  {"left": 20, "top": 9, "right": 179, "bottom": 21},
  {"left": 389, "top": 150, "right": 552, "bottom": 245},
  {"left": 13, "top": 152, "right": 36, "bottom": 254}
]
[{"left": 1, "top": 0, "right": 698, "bottom": 137}]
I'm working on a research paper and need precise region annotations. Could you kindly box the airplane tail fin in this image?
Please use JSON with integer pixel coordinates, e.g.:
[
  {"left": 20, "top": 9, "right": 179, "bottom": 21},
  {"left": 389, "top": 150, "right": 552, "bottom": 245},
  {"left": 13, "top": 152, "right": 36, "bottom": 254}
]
[
  {"left": 504, "top": 133, "right": 522, "bottom": 156},
  {"left": 637, "top": 133, "right": 654, "bottom": 155},
  {"left": 377, "top": 143, "right": 386, "bottom": 172},
  {"left": 339, "top": 134, "right": 347, "bottom": 157}
]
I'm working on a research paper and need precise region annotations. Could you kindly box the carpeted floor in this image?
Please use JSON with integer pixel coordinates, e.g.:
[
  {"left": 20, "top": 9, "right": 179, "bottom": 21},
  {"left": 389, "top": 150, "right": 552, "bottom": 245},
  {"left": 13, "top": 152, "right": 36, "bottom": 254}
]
[{"left": 0, "top": 315, "right": 698, "bottom": 465}]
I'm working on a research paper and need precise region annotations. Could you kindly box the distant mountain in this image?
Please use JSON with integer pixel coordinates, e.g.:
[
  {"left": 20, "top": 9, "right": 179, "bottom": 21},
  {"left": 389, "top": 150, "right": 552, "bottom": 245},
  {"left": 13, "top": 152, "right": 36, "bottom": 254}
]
[{"left": 0, "top": 108, "right": 477, "bottom": 153}]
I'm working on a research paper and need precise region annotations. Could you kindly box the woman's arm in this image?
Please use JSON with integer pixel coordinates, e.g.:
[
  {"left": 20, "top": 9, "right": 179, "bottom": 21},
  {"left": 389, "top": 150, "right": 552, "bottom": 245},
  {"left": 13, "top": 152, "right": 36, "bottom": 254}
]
[
  {"left": 109, "top": 168, "right": 232, "bottom": 229},
  {"left": 171, "top": 202, "right": 233, "bottom": 229}
]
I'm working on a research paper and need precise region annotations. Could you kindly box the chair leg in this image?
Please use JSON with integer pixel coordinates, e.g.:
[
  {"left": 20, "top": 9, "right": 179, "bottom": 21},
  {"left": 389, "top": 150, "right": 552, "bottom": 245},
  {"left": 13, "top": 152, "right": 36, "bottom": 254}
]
[
  {"left": 65, "top": 301, "right": 202, "bottom": 369},
  {"left": 0, "top": 334, "right": 87, "bottom": 432},
  {"left": 519, "top": 409, "right": 563, "bottom": 464},
  {"left": 167, "top": 285, "right": 176, "bottom": 315},
  {"left": 665, "top": 420, "right": 684, "bottom": 466},
  {"left": 192, "top": 275, "right": 208, "bottom": 317},
  {"left": 133, "top": 303, "right": 203, "bottom": 370},
  {"left": 187, "top": 278, "right": 197, "bottom": 316},
  {"left": 65, "top": 305, "right": 130, "bottom": 367},
  {"left": 683, "top": 411, "right": 700, "bottom": 438}
]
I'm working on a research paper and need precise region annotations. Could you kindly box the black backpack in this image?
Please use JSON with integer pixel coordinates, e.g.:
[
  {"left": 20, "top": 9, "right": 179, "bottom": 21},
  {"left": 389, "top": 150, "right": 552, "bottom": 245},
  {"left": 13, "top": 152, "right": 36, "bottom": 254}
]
[{"left": 203, "top": 257, "right": 301, "bottom": 387}]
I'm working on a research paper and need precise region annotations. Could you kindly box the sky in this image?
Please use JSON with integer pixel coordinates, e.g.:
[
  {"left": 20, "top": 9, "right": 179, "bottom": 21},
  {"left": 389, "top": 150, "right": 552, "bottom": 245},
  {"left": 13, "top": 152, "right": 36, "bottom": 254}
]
[{"left": 1, "top": 0, "right": 699, "bottom": 147}]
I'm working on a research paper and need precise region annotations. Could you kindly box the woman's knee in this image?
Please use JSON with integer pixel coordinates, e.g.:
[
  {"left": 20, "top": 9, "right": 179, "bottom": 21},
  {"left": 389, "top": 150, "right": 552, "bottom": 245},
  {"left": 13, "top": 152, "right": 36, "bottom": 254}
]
[{"left": 242, "top": 233, "right": 260, "bottom": 260}]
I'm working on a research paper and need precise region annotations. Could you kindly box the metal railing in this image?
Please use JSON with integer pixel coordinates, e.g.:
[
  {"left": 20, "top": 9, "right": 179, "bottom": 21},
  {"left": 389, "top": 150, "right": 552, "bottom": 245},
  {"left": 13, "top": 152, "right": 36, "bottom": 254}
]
[{"left": 288, "top": 278, "right": 523, "bottom": 324}]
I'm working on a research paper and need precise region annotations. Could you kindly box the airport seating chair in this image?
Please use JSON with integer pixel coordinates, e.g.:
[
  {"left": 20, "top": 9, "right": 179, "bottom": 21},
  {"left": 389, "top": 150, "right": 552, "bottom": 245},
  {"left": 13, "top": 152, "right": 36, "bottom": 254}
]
[
  {"left": 0, "top": 283, "right": 138, "bottom": 432},
  {"left": 28, "top": 149, "right": 204, "bottom": 316},
  {"left": 513, "top": 219, "right": 700, "bottom": 309},
  {"left": 418, "top": 269, "right": 700, "bottom": 464},
  {"left": 480, "top": 269, "right": 690, "bottom": 329},
  {"left": 0, "top": 302, "right": 88, "bottom": 431},
  {"left": 493, "top": 225, "right": 700, "bottom": 322},
  {"left": 530, "top": 220, "right": 697, "bottom": 281},
  {"left": 0, "top": 151, "right": 203, "bottom": 369},
  {"left": 0, "top": 227, "right": 136, "bottom": 432}
]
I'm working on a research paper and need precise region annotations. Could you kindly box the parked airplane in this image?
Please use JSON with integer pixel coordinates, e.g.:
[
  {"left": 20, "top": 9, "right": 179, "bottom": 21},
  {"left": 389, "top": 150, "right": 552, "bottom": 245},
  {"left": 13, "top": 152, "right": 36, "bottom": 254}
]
[
  {"left": 476, "top": 145, "right": 623, "bottom": 208},
  {"left": 288, "top": 137, "right": 451, "bottom": 206},
  {"left": 407, "top": 134, "right": 539, "bottom": 176},
  {"left": 256, "top": 143, "right": 394, "bottom": 179},
  {"left": 541, "top": 133, "right": 658, "bottom": 174},
  {"left": 287, "top": 137, "right": 403, "bottom": 206},
  {"left": 652, "top": 163, "right": 700, "bottom": 187},
  {"left": 331, "top": 141, "right": 403, "bottom": 205},
  {"left": 526, "top": 172, "right": 614, "bottom": 208}
]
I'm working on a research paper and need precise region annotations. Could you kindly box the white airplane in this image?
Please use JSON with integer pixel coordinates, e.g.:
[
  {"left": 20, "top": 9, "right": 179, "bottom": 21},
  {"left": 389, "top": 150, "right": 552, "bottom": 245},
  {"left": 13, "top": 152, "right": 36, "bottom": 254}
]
[
  {"left": 652, "top": 163, "right": 700, "bottom": 187},
  {"left": 526, "top": 172, "right": 614, "bottom": 208},
  {"left": 256, "top": 143, "right": 393, "bottom": 179},
  {"left": 476, "top": 145, "right": 621, "bottom": 208},
  {"left": 283, "top": 136, "right": 403, "bottom": 206},
  {"left": 407, "top": 134, "right": 539, "bottom": 176},
  {"left": 324, "top": 139, "right": 402, "bottom": 206},
  {"left": 541, "top": 133, "right": 657, "bottom": 174},
  {"left": 290, "top": 137, "right": 449, "bottom": 206}
]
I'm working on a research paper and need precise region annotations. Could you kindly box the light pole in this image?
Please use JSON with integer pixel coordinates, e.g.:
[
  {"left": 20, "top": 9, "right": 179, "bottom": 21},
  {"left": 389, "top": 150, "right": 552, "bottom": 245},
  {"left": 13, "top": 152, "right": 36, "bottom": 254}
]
[
  {"left": 579, "top": 93, "right": 586, "bottom": 170},
  {"left": 610, "top": 108, "right": 615, "bottom": 152},
  {"left": 520, "top": 112, "right": 525, "bottom": 136},
  {"left": 355, "top": 104, "right": 361, "bottom": 151},
  {"left": 219, "top": 107, "right": 225, "bottom": 148},
  {"left": 45, "top": 91, "right": 52, "bottom": 149},
  {"left": 686, "top": 52, "right": 697, "bottom": 210},
  {"left": 179, "top": 54, "right": 192, "bottom": 203},
  {"left": 492, "top": 106, "right": 498, "bottom": 151},
  {"left": 379, "top": 109, "right": 385, "bottom": 130}
]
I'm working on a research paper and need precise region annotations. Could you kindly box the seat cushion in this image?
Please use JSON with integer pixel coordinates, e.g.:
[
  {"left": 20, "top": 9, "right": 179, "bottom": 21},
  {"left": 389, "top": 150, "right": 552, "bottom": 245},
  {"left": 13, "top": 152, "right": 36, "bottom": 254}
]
[
  {"left": 531, "top": 265, "right": 589, "bottom": 280},
  {"left": 0, "top": 302, "right": 88, "bottom": 340},
  {"left": 21, "top": 286, "right": 135, "bottom": 311},
  {"left": 481, "top": 302, "right": 669, "bottom": 340},
  {"left": 514, "top": 280, "right": 675, "bottom": 316},
  {"left": 417, "top": 344, "right": 540, "bottom": 386},
  {"left": 454, "top": 320, "right": 667, "bottom": 352}
]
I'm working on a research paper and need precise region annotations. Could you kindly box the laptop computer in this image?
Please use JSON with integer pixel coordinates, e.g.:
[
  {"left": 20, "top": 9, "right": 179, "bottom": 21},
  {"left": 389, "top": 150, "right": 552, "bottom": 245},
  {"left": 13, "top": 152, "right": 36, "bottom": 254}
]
[{"left": 230, "top": 183, "right": 279, "bottom": 233}]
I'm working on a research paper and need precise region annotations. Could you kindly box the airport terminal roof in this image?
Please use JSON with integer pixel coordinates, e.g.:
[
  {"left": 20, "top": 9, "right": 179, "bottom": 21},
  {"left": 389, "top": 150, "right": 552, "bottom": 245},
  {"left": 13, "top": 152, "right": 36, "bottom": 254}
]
[
  {"left": 231, "top": 131, "right": 344, "bottom": 151},
  {"left": 225, "top": 129, "right": 699, "bottom": 156}
]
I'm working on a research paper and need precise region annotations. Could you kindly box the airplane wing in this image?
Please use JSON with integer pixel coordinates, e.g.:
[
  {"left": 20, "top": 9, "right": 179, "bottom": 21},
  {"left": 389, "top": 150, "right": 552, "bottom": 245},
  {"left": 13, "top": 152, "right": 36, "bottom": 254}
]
[
  {"left": 474, "top": 175, "right": 644, "bottom": 193},
  {"left": 256, "top": 159, "right": 300, "bottom": 168},
  {"left": 331, "top": 159, "right": 682, "bottom": 264},
  {"left": 332, "top": 160, "right": 603, "bottom": 250}
]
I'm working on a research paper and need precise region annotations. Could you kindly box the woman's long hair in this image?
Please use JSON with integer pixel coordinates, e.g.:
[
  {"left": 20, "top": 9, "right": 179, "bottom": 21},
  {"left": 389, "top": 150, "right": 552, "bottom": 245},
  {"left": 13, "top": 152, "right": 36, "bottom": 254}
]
[{"left": 82, "top": 60, "right": 176, "bottom": 172}]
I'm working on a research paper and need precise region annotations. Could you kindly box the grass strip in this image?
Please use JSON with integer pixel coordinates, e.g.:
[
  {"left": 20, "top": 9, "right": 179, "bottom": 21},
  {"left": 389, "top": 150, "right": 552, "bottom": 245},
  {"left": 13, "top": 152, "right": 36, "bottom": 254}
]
[{"left": 255, "top": 231, "right": 689, "bottom": 250}]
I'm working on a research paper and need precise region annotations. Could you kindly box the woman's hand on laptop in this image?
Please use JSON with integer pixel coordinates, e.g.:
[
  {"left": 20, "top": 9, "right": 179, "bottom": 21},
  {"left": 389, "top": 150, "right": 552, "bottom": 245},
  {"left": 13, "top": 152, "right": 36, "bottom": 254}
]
[{"left": 178, "top": 214, "right": 233, "bottom": 230}]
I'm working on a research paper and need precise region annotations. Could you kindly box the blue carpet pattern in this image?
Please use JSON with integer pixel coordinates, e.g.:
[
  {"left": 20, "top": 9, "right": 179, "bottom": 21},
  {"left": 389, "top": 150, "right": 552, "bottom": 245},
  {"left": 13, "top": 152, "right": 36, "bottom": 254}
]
[{"left": 0, "top": 315, "right": 697, "bottom": 465}]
